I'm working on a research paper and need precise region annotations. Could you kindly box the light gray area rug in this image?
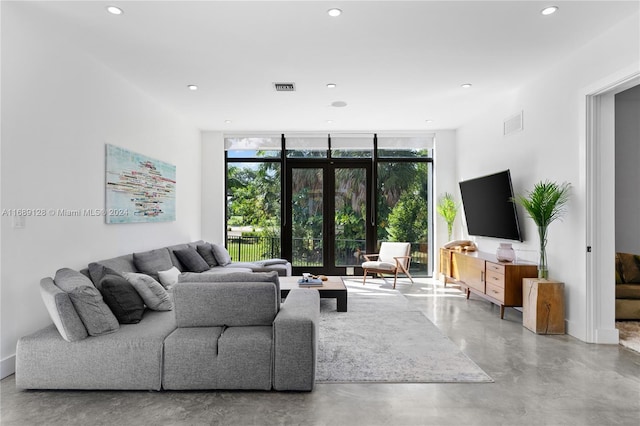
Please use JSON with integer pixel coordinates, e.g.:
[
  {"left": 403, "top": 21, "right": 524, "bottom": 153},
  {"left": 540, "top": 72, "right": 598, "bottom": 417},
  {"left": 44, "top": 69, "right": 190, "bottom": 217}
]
[
  {"left": 316, "top": 279, "right": 493, "bottom": 383},
  {"left": 616, "top": 321, "right": 640, "bottom": 353}
]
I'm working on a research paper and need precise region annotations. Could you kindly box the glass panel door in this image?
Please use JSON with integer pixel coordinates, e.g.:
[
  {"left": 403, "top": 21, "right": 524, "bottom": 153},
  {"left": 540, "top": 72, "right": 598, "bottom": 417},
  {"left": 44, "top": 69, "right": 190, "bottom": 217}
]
[
  {"left": 376, "top": 161, "right": 432, "bottom": 275},
  {"left": 290, "top": 167, "right": 324, "bottom": 269},
  {"left": 286, "top": 162, "right": 371, "bottom": 275},
  {"left": 334, "top": 166, "right": 368, "bottom": 267}
]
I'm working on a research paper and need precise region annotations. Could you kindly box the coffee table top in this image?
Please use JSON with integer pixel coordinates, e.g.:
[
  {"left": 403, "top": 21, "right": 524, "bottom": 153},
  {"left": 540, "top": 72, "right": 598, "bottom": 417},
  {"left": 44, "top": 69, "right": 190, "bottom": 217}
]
[{"left": 279, "top": 276, "right": 346, "bottom": 291}]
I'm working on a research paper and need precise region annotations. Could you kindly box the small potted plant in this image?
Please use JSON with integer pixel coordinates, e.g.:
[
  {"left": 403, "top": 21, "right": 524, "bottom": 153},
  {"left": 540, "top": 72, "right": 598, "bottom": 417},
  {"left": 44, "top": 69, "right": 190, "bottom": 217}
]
[
  {"left": 436, "top": 192, "right": 458, "bottom": 241},
  {"left": 514, "top": 181, "right": 571, "bottom": 279}
]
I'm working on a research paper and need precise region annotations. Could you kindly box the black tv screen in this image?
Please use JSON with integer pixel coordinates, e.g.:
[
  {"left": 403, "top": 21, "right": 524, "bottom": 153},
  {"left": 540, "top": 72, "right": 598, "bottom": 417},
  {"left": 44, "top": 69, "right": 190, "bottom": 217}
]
[{"left": 459, "top": 170, "right": 522, "bottom": 241}]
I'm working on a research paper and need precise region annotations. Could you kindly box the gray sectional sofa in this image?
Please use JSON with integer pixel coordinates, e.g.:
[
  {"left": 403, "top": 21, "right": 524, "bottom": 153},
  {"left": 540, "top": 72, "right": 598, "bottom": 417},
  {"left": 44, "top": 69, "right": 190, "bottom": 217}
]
[
  {"left": 88, "top": 240, "right": 292, "bottom": 279},
  {"left": 15, "top": 241, "right": 318, "bottom": 391}
]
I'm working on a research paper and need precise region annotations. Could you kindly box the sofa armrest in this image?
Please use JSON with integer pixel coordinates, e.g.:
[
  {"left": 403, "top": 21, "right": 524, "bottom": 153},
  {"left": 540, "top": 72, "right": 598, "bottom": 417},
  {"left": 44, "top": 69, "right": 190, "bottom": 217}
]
[
  {"left": 272, "top": 289, "right": 319, "bottom": 391},
  {"left": 173, "top": 281, "right": 278, "bottom": 327}
]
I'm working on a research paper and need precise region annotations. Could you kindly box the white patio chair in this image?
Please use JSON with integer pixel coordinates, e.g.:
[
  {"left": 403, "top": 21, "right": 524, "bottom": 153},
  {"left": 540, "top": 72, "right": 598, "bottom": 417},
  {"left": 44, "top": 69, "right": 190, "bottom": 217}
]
[{"left": 362, "top": 242, "right": 414, "bottom": 289}]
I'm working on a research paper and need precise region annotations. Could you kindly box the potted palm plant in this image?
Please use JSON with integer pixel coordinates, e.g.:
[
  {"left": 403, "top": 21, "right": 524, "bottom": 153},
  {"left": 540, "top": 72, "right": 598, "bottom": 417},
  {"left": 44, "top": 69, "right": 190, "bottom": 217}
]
[
  {"left": 514, "top": 181, "right": 571, "bottom": 279},
  {"left": 436, "top": 192, "right": 458, "bottom": 241}
]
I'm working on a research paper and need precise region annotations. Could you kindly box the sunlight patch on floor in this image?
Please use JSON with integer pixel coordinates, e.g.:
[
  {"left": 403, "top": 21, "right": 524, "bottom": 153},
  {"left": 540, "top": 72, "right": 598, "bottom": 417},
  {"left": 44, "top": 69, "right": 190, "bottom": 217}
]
[
  {"left": 404, "top": 293, "right": 466, "bottom": 299},
  {"left": 342, "top": 276, "right": 467, "bottom": 299}
]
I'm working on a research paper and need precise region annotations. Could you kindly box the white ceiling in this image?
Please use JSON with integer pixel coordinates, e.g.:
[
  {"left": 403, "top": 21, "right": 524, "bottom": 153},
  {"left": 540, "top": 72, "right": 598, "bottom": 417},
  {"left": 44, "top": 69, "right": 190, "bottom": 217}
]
[{"left": 16, "top": 0, "right": 639, "bottom": 132}]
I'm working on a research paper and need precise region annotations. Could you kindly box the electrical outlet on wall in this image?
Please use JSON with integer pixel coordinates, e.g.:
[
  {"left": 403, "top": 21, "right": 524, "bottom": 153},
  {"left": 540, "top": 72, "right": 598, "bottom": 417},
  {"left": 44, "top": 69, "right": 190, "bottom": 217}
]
[{"left": 12, "top": 216, "right": 25, "bottom": 229}]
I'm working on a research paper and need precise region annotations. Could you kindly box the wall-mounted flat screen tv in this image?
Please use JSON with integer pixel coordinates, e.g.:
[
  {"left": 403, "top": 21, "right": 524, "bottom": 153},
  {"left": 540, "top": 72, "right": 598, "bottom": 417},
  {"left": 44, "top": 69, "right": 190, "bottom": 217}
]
[{"left": 459, "top": 170, "right": 523, "bottom": 241}]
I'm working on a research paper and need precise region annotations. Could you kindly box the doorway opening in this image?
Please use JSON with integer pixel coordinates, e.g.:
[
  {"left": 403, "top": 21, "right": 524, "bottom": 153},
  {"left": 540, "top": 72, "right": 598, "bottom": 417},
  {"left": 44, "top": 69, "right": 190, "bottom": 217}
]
[{"left": 585, "top": 72, "right": 640, "bottom": 344}]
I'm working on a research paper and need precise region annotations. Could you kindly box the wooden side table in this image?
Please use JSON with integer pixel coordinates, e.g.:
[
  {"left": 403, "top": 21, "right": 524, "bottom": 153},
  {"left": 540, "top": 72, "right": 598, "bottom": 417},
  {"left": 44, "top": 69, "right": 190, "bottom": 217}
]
[{"left": 522, "top": 278, "right": 565, "bottom": 334}]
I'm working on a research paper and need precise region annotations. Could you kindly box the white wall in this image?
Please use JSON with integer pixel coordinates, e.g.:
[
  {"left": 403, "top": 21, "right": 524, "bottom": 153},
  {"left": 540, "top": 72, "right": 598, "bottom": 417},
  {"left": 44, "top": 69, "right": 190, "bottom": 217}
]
[
  {"left": 201, "top": 131, "right": 226, "bottom": 245},
  {"left": 455, "top": 13, "right": 639, "bottom": 341},
  {"left": 0, "top": 3, "right": 202, "bottom": 377},
  {"left": 433, "top": 130, "right": 458, "bottom": 274},
  {"left": 615, "top": 85, "right": 640, "bottom": 254}
]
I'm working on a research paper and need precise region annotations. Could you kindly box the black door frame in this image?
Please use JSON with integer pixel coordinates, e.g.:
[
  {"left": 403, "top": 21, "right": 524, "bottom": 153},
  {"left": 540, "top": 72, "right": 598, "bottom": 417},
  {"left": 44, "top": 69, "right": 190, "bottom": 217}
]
[{"left": 283, "top": 159, "right": 373, "bottom": 276}]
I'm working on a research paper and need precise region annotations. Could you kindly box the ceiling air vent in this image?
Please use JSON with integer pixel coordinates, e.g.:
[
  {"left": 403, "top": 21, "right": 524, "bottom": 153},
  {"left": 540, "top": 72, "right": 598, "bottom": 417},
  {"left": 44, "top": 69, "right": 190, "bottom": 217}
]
[
  {"left": 273, "top": 82, "right": 296, "bottom": 92},
  {"left": 504, "top": 111, "right": 524, "bottom": 136}
]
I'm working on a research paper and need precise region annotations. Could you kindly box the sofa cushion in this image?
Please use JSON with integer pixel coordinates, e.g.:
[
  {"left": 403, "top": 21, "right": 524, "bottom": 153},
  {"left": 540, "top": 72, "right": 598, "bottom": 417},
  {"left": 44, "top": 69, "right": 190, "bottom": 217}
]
[
  {"left": 98, "top": 274, "right": 145, "bottom": 324},
  {"left": 212, "top": 244, "right": 232, "bottom": 266},
  {"left": 54, "top": 268, "right": 119, "bottom": 336},
  {"left": 173, "top": 247, "right": 210, "bottom": 273},
  {"left": 615, "top": 299, "right": 640, "bottom": 320},
  {"left": 618, "top": 252, "right": 640, "bottom": 283},
  {"left": 88, "top": 262, "right": 122, "bottom": 285},
  {"left": 173, "top": 281, "right": 278, "bottom": 327},
  {"left": 177, "top": 271, "right": 281, "bottom": 309},
  {"left": 123, "top": 272, "right": 174, "bottom": 311},
  {"left": 615, "top": 284, "right": 640, "bottom": 300},
  {"left": 91, "top": 254, "right": 137, "bottom": 275},
  {"left": 197, "top": 243, "right": 218, "bottom": 267},
  {"left": 157, "top": 266, "right": 180, "bottom": 289},
  {"left": 615, "top": 253, "right": 624, "bottom": 284},
  {"left": 163, "top": 326, "right": 273, "bottom": 390},
  {"left": 178, "top": 268, "right": 254, "bottom": 283},
  {"left": 178, "top": 270, "right": 278, "bottom": 284},
  {"left": 16, "top": 310, "right": 176, "bottom": 390},
  {"left": 133, "top": 248, "right": 173, "bottom": 280},
  {"left": 258, "top": 258, "right": 289, "bottom": 266},
  {"left": 249, "top": 262, "right": 291, "bottom": 277},
  {"left": 39, "top": 278, "right": 88, "bottom": 342}
]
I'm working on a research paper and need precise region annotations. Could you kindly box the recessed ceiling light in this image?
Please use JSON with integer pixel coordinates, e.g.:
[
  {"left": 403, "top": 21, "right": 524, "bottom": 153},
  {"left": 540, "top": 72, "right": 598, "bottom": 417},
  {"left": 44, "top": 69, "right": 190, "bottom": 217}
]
[
  {"left": 326, "top": 120, "right": 334, "bottom": 124},
  {"left": 187, "top": 85, "right": 198, "bottom": 91},
  {"left": 331, "top": 101, "right": 347, "bottom": 107},
  {"left": 541, "top": 6, "right": 558, "bottom": 16},
  {"left": 106, "top": 6, "right": 123, "bottom": 15},
  {"left": 224, "top": 120, "right": 232, "bottom": 124},
  {"left": 326, "top": 83, "right": 337, "bottom": 89},
  {"left": 425, "top": 120, "right": 434, "bottom": 124},
  {"left": 327, "top": 8, "right": 342, "bottom": 17},
  {"left": 461, "top": 83, "right": 472, "bottom": 89}
]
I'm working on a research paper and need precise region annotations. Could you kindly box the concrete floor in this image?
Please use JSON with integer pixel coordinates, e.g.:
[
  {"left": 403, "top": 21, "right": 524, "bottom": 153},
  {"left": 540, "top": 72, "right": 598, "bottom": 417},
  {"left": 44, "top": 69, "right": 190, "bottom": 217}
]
[{"left": 2, "top": 278, "right": 639, "bottom": 426}]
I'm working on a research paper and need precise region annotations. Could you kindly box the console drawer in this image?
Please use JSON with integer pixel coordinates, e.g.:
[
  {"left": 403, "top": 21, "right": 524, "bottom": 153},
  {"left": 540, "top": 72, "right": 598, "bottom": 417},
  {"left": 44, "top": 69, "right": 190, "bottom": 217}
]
[
  {"left": 485, "top": 269, "right": 506, "bottom": 288},
  {"left": 486, "top": 262, "right": 505, "bottom": 275},
  {"left": 486, "top": 283, "right": 505, "bottom": 302}
]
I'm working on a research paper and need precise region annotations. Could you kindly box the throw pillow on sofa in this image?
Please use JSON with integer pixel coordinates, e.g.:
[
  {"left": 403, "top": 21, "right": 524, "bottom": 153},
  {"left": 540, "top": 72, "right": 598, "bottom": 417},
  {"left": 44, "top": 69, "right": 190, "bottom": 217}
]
[
  {"left": 196, "top": 243, "right": 218, "bottom": 267},
  {"left": 123, "top": 272, "right": 174, "bottom": 311},
  {"left": 54, "top": 268, "right": 119, "bottom": 336},
  {"left": 211, "top": 243, "right": 232, "bottom": 266},
  {"left": 98, "top": 273, "right": 145, "bottom": 324},
  {"left": 88, "top": 262, "right": 122, "bottom": 285},
  {"left": 133, "top": 248, "right": 174, "bottom": 280},
  {"left": 174, "top": 247, "right": 210, "bottom": 273},
  {"left": 39, "top": 278, "right": 88, "bottom": 342},
  {"left": 618, "top": 252, "right": 640, "bottom": 283},
  {"left": 157, "top": 266, "right": 180, "bottom": 289}
]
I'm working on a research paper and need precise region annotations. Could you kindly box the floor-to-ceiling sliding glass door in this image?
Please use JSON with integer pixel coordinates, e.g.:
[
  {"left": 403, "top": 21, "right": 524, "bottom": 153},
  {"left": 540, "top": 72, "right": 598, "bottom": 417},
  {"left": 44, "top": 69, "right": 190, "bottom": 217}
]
[{"left": 284, "top": 161, "right": 372, "bottom": 276}]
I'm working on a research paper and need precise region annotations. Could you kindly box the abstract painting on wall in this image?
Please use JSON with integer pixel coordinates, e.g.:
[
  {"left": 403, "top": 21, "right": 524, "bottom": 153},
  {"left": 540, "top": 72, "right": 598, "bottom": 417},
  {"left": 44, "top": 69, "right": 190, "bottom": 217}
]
[{"left": 105, "top": 144, "right": 176, "bottom": 224}]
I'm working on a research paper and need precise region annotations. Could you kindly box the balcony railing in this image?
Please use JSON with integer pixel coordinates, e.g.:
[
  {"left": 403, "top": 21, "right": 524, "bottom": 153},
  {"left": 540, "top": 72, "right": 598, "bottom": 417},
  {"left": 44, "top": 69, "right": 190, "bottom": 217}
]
[
  {"left": 226, "top": 235, "right": 281, "bottom": 263},
  {"left": 226, "top": 235, "right": 429, "bottom": 273}
]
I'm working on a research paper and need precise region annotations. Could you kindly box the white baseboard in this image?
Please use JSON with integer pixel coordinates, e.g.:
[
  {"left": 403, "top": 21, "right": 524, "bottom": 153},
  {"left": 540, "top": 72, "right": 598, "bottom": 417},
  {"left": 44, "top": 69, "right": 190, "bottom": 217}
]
[
  {"left": 565, "top": 319, "right": 587, "bottom": 342},
  {"left": 565, "top": 320, "right": 620, "bottom": 344},
  {"left": 595, "top": 327, "right": 620, "bottom": 344},
  {"left": 1, "top": 354, "right": 16, "bottom": 379}
]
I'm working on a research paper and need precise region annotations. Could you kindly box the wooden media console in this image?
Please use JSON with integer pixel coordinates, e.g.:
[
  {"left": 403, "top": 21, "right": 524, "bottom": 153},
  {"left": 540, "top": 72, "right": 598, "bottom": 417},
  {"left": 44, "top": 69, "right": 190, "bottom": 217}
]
[{"left": 440, "top": 248, "right": 538, "bottom": 319}]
